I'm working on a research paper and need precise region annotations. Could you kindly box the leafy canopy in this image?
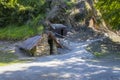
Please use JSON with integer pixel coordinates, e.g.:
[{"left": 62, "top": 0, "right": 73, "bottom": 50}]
[
  {"left": 0, "top": 0, "right": 46, "bottom": 27},
  {"left": 95, "top": 0, "right": 120, "bottom": 30}
]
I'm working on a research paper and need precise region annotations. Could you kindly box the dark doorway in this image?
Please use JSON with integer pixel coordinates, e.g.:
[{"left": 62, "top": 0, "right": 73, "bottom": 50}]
[
  {"left": 48, "top": 38, "right": 53, "bottom": 55},
  {"left": 61, "top": 29, "right": 64, "bottom": 36}
]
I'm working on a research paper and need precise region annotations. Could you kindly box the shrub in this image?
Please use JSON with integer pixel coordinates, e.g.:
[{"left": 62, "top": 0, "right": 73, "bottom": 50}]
[
  {"left": 0, "top": 0, "right": 46, "bottom": 27},
  {"left": 95, "top": 0, "right": 120, "bottom": 30}
]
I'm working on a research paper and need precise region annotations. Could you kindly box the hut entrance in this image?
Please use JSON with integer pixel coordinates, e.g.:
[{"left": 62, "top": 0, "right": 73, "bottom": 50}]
[
  {"left": 48, "top": 37, "right": 53, "bottom": 55},
  {"left": 47, "top": 31, "right": 60, "bottom": 55},
  {"left": 61, "top": 29, "right": 64, "bottom": 36},
  {"left": 50, "top": 24, "right": 68, "bottom": 38}
]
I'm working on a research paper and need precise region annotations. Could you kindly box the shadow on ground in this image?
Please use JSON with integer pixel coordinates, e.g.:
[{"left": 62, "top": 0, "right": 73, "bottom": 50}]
[
  {"left": 86, "top": 38, "right": 120, "bottom": 57},
  {"left": 0, "top": 51, "right": 120, "bottom": 80}
]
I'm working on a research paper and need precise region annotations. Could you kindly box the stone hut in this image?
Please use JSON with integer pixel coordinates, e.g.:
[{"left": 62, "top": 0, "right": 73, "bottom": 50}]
[
  {"left": 18, "top": 32, "right": 62, "bottom": 56},
  {"left": 50, "top": 24, "right": 68, "bottom": 38}
]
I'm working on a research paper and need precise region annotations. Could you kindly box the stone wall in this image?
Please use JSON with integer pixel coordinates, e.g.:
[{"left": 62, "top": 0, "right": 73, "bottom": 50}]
[
  {"left": 35, "top": 34, "right": 50, "bottom": 56},
  {"left": 52, "top": 41, "right": 57, "bottom": 54},
  {"left": 33, "top": 33, "right": 58, "bottom": 56}
]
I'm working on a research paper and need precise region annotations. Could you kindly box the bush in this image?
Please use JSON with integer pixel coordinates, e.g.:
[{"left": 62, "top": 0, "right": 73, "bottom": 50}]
[
  {"left": 0, "top": 24, "right": 43, "bottom": 40},
  {"left": 0, "top": 0, "right": 46, "bottom": 27},
  {"left": 95, "top": 0, "right": 120, "bottom": 30}
]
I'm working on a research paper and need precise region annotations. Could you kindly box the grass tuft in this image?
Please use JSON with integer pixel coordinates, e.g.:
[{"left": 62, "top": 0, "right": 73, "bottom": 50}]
[
  {"left": 0, "top": 25, "right": 43, "bottom": 40},
  {"left": 0, "top": 51, "right": 29, "bottom": 66}
]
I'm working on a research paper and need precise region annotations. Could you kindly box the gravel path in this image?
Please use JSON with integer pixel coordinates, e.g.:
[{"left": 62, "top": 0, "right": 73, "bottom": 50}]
[{"left": 0, "top": 39, "right": 120, "bottom": 80}]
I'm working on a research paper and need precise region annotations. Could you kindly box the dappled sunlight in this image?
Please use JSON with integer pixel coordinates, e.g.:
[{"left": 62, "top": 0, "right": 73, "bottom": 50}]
[
  {"left": 41, "top": 72, "right": 73, "bottom": 78},
  {"left": 0, "top": 0, "right": 120, "bottom": 79},
  {"left": 1, "top": 46, "right": 120, "bottom": 80},
  {"left": 113, "top": 67, "right": 120, "bottom": 71},
  {"left": 0, "top": 37, "right": 120, "bottom": 79},
  {"left": 1, "top": 56, "right": 120, "bottom": 80},
  {"left": 74, "top": 50, "right": 85, "bottom": 54},
  {"left": 84, "top": 70, "right": 106, "bottom": 76},
  {"left": 8, "top": 50, "right": 15, "bottom": 53}
]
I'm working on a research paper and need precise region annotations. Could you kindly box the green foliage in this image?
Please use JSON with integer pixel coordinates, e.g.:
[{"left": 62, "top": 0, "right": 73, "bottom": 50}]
[
  {"left": 64, "top": 0, "right": 75, "bottom": 9},
  {"left": 0, "top": 50, "right": 18, "bottom": 66},
  {"left": 94, "top": 52, "right": 105, "bottom": 58},
  {"left": 0, "top": 0, "right": 46, "bottom": 27},
  {"left": 0, "top": 25, "right": 43, "bottom": 40},
  {"left": 0, "top": 0, "right": 46, "bottom": 40},
  {"left": 0, "top": 50, "right": 32, "bottom": 66},
  {"left": 95, "top": 0, "right": 120, "bottom": 30}
]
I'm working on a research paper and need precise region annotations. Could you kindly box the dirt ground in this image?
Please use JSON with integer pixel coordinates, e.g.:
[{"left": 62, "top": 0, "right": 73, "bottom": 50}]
[
  {"left": 0, "top": 28, "right": 120, "bottom": 80},
  {"left": 86, "top": 38, "right": 120, "bottom": 58}
]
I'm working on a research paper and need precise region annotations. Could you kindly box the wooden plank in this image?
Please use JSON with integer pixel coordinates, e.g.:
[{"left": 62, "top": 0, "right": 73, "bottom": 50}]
[
  {"left": 50, "top": 24, "right": 66, "bottom": 29},
  {"left": 48, "top": 31, "right": 63, "bottom": 48},
  {"left": 19, "top": 36, "right": 41, "bottom": 50}
]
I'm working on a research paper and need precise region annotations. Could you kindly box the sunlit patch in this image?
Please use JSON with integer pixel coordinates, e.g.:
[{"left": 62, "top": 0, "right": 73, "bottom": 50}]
[
  {"left": 113, "top": 67, "right": 120, "bottom": 71},
  {"left": 85, "top": 70, "right": 106, "bottom": 76}
]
